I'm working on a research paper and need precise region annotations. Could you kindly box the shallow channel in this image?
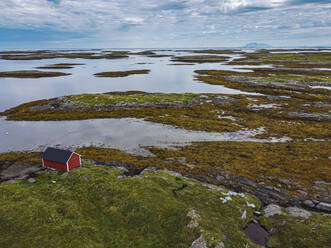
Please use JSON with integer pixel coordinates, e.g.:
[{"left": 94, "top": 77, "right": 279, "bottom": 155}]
[{"left": 0, "top": 117, "right": 272, "bottom": 155}]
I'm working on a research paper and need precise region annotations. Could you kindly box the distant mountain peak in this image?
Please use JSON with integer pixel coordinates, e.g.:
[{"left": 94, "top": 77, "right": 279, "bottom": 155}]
[{"left": 243, "top": 42, "right": 271, "bottom": 48}]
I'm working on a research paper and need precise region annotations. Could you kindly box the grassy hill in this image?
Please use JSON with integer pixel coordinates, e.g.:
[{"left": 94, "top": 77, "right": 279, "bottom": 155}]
[{"left": 0, "top": 160, "right": 330, "bottom": 248}]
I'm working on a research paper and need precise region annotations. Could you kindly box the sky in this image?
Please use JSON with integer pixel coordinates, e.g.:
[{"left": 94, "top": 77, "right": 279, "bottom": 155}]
[{"left": 0, "top": 0, "right": 330, "bottom": 48}]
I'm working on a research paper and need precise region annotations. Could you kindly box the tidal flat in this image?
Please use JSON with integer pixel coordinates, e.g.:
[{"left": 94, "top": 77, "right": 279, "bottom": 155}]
[
  {"left": 0, "top": 70, "right": 70, "bottom": 78},
  {"left": 0, "top": 50, "right": 129, "bottom": 60},
  {"left": 94, "top": 69, "right": 150, "bottom": 77},
  {"left": 0, "top": 48, "right": 330, "bottom": 247},
  {"left": 171, "top": 55, "right": 228, "bottom": 63}
]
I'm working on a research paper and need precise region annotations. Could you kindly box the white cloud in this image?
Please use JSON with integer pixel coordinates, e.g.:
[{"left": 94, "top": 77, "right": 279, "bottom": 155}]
[
  {"left": 124, "top": 17, "right": 145, "bottom": 24},
  {"left": 0, "top": 0, "right": 330, "bottom": 47}
]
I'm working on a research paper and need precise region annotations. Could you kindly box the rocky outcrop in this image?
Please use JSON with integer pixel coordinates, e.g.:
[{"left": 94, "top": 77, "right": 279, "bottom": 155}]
[
  {"left": 0, "top": 163, "right": 43, "bottom": 183},
  {"left": 264, "top": 204, "right": 282, "bottom": 218},
  {"left": 285, "top": 207, "right": 311, "bottom": 218},
  {"left": 303, "top": 199, "right": 331, "bottom": 213},
  {"left": 190, "top": 235, "right": 208, "bottom": 248},
  {"left": 244, "top": 222, "right": 269, "bottom": 246},
  {"left": 187, "top": 209, "right": 201, "bottom": 228}
]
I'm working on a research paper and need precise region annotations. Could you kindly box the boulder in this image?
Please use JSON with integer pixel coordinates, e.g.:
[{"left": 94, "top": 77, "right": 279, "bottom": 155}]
[
  {"left": 286, "top": 207, "right": 311, "bottom": 218},
  {"left": 244, "top": 223, "right": 269, "bottom": 246},
  {"left": 303, "top": 200, "right": 315, "bottom": 208},
  {"left": 316, "top": 202, "right": 331, "bottom": 212},
  {"left": 264, "top": 204, "right": 282, "bottom": 217}
]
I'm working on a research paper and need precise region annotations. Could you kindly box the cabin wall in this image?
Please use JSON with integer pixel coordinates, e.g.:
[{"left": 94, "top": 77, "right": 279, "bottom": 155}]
[
  {"left": 68, "top": 153, "right": 81, "bottom": 171},
  {"left": 43, "top": 159, "right": 67, "bottom": 171}
]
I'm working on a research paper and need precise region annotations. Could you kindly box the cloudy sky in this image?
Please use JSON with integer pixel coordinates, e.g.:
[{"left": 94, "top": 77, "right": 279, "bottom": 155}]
[{"left": 0, "top": 0, "right": 330, "bottom": 48}]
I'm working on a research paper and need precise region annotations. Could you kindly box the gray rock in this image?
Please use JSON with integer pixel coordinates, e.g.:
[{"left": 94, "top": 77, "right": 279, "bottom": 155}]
[
  {"left": 216, "top": 175, "right": 225, "bottom": 181},
  {"left": 241, "top": 210, "right": 247, "bottom": 220},
  {"left": 264, "top": 185, "right": 288, "bottom": 195},
  {"left": 235, "top": 177, "right": 256, "bottom": 187},
  {"left": 187, "top": 209, "right": 201, "bottom": 228},
  {"left": 297, "top": 190, "right": 308, "bottom": 197},
  {"left": 264, "top": 204, "right": 282, "bottom": 217},
  {"left": 190, "top": 235, "right": 208, "bottom": 248},
  {"left": 244, "top": 223, "right": 269, "bottom": 246},
  {"left": 188, "top": 219, "right": 199, "bottom": 228},
  {"left": 286, "top": 207, "right": 311, "bottom": 218},
  {"left": 316, "top": 202, "right": 331, "bottom": 212},
  {"left": 255, "top": 187, "right": 285, "bottom": 201},
  {"left": 215, "top": 242, "right": 225, "bottom": 248},
  {"left": 313, "top": 181, "right": 331, "bottom": 185},
  {"left": 1, "top": 163, "right": 41, "bottom": 180},
  {"left": 187, "top": 210, "right": 201, "bottom": 218},
  {"left": 303, "top": 200, "right": 315, "bottom": 208},
  {"left": 287, "top": 111, "right": 331, "bottom": 121},
  {"left": 254, "top": 211, "right": 261, "bottom": 217},
  {"left": 28, "top": 178, "right": 36, "bottom": 183}
]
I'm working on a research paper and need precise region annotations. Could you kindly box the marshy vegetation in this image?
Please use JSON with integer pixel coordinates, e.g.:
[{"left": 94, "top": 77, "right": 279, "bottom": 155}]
[
  {"left": 35, "top": 63, "right": 85, "bottom": 69},
  {"left": 171, "top": 55, "right": 228, "bottom": 63},
  {"left": 94, "top": 70, "right": 151, "bottom": 77},
  {"left": 0, "top": 70, "right": 70, "bottom": 78},
  {"left": 228, "top": 50, "right": 331, "bottom": 69}
]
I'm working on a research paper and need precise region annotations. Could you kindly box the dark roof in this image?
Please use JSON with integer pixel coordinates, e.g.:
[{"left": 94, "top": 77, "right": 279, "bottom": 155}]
[{"left": 42, "top": 147, "right": 73, "bottom": 164}]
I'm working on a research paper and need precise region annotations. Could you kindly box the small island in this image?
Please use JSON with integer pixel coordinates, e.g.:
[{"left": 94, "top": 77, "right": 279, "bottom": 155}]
[
  {"left": 94, "top": 70, "right": 151, "bottom": 77},
  {"left": 0, "top": 70, "right": 71, "bottom": 78}
]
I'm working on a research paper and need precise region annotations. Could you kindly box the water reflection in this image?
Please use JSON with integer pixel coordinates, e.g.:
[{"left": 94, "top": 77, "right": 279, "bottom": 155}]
[
  {"left": 0, "top": 49, "right": 270, "bottom": 154},
  {"left": 0, "top": 117, "right": 268, "bottom": 155}
]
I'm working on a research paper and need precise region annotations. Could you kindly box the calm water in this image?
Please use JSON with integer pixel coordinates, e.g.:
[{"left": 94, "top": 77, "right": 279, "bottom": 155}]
[
  {"left": 0, "top": 50, "right": 266, "bottom": 111},
  {"left": 0, "top": 117, "right": 269, "bottom": 155},
  {"left": 0, "top": 49, "right": 271, "bottom": 153}
]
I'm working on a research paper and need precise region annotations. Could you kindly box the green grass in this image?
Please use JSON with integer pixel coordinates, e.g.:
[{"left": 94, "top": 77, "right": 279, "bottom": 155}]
[
  {"left": 255, "top": 74, "right": 331, "bottom": 84},
  {"left": 0, "top": 161, "right": 262, "bottom": 248},
  {"left": 256, "top": 52, "right": 331, "bottom": 63},
  {"left": 1, "top": 160, "right": 330, "bottom": 247},
  {"left": 66, "top": 93, "right": 198, "bottom": 107},
  {"left": 260, "top": 211, "right": 331, "bottom": 248}
]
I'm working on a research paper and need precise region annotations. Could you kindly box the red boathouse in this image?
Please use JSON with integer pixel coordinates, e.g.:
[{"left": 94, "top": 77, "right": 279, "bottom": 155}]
[{"left": 42, "top": 147, "right": 81, "bottom": 171}]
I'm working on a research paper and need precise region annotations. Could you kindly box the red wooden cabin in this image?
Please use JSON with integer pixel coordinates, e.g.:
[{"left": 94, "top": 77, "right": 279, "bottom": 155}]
[{"left": 42, "top": 147, "right": 81, "bottom": 171}]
